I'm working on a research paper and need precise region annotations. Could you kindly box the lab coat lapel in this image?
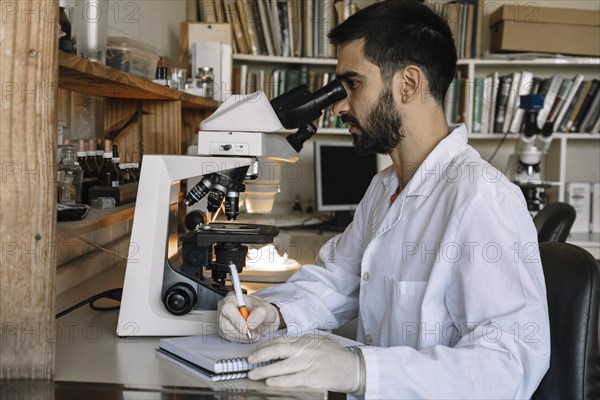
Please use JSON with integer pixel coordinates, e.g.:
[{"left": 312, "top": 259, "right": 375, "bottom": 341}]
[
  {"left": 370, "top": 124, "right": 469, "bottom": 240},
  {"left": 371, "top": 169, "right": 404, "bottom": 239}
]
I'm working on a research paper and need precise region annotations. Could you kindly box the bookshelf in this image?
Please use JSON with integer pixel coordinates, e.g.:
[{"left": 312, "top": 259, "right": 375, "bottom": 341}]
[
  {"left": 232, "top": 53, "right": 600, "bottom": 256},
  {"left": 218, "top": 1, "right": 600, "bottom": 255}
]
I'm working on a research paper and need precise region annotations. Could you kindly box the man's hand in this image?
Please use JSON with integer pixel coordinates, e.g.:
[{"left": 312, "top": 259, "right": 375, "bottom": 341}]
[
  {"left": 217, "top": 292, "right": 280, "bottom": 343},
  {"left": 247, "top": 333, "right": 366, "bottom": 394}
]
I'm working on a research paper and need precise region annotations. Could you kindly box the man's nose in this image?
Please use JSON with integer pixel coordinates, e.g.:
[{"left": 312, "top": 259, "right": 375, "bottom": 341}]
[{"left": 331, "top": 96, "right": 350, "bottom": 116}]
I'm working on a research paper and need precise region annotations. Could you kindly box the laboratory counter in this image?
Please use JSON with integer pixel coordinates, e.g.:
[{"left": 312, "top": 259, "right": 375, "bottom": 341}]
[{"left": 51, "top": 262, "right": 332, "bottom": 400}]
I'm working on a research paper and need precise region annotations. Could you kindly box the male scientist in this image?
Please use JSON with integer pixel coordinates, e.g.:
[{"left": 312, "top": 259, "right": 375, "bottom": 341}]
[{"left": 217, "top": 0, "right": 550, "bottom": 397}]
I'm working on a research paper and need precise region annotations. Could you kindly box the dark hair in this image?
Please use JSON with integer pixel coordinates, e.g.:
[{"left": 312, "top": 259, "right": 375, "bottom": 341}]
[{"left": 328, "top": 0, "right": 457, "bottom": 104}]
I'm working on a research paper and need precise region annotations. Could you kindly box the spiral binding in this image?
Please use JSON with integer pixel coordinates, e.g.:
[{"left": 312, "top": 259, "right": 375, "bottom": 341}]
[
  {"left": 214, "top": 357, "right": 272, "bottom": 374},
  {"left": 214, "top": 372, "right": 248, "bottom": 382}
]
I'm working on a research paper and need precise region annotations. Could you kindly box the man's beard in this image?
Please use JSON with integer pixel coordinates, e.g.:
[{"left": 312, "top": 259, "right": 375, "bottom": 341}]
[{"left": 342, "top": 89, "right": 404, "bottom": 155}]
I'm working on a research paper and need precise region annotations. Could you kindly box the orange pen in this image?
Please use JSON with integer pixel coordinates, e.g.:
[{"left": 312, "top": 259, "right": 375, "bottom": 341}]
[{"left": 229, "top": 263, "right": 252, "bottom": 339}]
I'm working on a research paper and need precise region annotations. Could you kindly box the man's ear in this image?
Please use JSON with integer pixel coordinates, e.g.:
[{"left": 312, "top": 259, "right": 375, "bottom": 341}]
[{"left": 398, "top": 66, "right": 424, "bottom": 103}]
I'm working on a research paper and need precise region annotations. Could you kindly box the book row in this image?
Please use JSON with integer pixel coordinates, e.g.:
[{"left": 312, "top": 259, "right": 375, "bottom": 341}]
[
  {"left": 198, "top": 0, "right": 358, "bottom": 59},
  {"left": 197, "top": 0, "right": 482, "bottom": 59},
  {"left": 445, "top": 73, "right": 600, "bottom": 134},
  {"left": 232, "top": 64, "right": 345, "bottom": 129}
]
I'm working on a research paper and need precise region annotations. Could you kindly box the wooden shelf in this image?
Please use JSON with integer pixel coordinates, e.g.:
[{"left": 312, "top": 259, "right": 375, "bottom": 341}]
[
  {"left": 233, "top": 54, "right": 338, "bottom": 65},
  {"left": 57, "top": 203, "right": 135, "bottom": 239},
  {"left": 58, "top": 51, "right": 218, "bottom": 109}
]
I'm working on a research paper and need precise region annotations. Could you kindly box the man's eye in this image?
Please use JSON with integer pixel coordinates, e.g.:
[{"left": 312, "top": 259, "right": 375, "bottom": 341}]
[{"left": 348, "top": 80, "right": 359, "bottom": 89}]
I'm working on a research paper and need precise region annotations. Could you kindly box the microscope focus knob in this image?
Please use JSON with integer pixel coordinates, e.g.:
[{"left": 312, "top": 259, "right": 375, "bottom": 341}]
[
  {"left": 185, "top": 210, "right": 207, "bottom": 231},
  {"left": 163, "top": 283, "right": 197, "bottom": 315}
]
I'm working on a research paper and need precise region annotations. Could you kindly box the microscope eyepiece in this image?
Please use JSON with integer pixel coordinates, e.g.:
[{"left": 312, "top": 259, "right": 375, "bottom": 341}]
[
  {"left": 311, "top": 79, "right": 347, "bottom": 110},
  {"left": 271, "top": 79, "right": 347, "bottom": 129}
]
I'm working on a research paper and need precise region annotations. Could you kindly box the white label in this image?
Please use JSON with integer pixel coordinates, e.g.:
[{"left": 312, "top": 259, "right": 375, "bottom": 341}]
[{"left": 112, "top": 181, "right": 119, "bottom": 187}]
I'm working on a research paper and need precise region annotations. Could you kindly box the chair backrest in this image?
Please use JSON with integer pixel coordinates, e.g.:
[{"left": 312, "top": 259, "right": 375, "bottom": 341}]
[
  {"left": 533, "top": 242, "right": 600, "bottom": 400},
  {"left": 533, "top": 202, "right": 576, "bottom": 243}
]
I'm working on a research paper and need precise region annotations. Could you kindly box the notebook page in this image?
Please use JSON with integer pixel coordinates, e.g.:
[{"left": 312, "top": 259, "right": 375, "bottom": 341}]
[
  {"left": 159, "top": 330, "right": 365, "bottom": 374},
  {"left": 159, "top": 333, "right": 278, "bottom": 373},
  {"left": 156, "top": 348, "right": 249, "bottom": 382}
]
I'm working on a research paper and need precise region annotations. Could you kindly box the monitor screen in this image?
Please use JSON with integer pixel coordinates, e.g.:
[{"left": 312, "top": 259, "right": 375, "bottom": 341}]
[{"left": 314, "top": 140, "right": 379, "bottom": 212}]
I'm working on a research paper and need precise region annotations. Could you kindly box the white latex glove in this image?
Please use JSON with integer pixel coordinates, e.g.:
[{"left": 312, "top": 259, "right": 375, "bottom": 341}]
[
  {"left": 217, "top": 292, "right": 280, "bottom": 343},
  {"left": 247, "top": 333, "right": 366, "bottom": 394}
]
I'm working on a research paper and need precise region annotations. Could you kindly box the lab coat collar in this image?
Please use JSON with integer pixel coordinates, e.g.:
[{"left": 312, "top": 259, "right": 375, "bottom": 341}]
[{"left": 381, "top": 124, "right": 468, "bottom": 198}]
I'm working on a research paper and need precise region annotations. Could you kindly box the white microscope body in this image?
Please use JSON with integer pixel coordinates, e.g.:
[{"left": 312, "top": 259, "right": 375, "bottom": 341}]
[
  {"left": 506, "top": 94, "right": 553, "bottom": 214},
  {"left": 117, "top": 82, "right": 346, "bottom": 336}
]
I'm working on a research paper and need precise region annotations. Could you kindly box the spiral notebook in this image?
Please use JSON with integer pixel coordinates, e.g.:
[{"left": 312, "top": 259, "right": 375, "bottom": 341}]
[{"left": 157, "top": 331, "right": 362, "bottom": 382}]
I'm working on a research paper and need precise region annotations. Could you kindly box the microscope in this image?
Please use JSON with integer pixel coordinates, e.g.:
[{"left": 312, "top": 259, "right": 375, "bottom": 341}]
[
  {"left": 116, "top": 80, "right": 346, "bottom": 336},
  {"left": 507, "top": 94, "right": 553, "bottom": 215}
]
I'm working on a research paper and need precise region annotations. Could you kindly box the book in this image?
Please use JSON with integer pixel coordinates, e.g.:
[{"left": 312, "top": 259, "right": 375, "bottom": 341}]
[
  {"left": 494, "top": 74, "right": 512, "bottom": 133},
  {"left": 277, "top": 0, "right": 291, "bottom": 57},
  {"left": 464, "top": 3, "right": 473, "bottom": 58},
  {"left": 157, "top": 331, "right": 363, "bottom": 382},
  {"left": 579, "top": 84, "right": 600, "bottom": 133},
  {"left": 248, "top": 0, "right": 269, "bottom": 55},
  {"left": 487, "top": 72, "right": 499, "bottom": 133},
  {"left": 444, "top": 76, "right": 458, "bottom": 124},
  {"left": 239, "top": 63, "right": 248, "bottom": 94},
  {"left": 570, "top": 79, "right": 600, "bottom": 133},
  {"left": 553, "top": 74, "right": 584, "bottom": 132},
  {"left": 287, "top": 0, "right": 303, "bottom": 57},
  {"left": 200, "top": 0, "right": 218, "bottom": 23},
  {"left": 502, "top": 71, "right": 520, "bottom": 133},
  {"left": 257, "top": 0, "right": 275, "bottom": 56},
  {"left": 480, "top": 76, "right": 492, "bottom": 134},
  {"left": 508, "top": 71, "right": 532, "bottom": 134},
  {"left": 559, "top": 80, "right": 590, "bottom": 133},
  {"left": 225, "top": 0, "right": 251, "bottom": 54},
  {"left": 472, "top": 77, "right": 484, "bottom": 133},
  {"left": 536, "top": 75, "right": 563, "bottom": 129},
  {"left": 237, "top": 0, "right": 260, "bottom": 55},
  {"left": 302, "top": 0, "right": 313, "bottom": 57},
  {"left": 322, "top": 0, "right": 336, "bottom": 58},
  {"left": 215, "top": 0, "right": 227, "bottom": 22},
  {"left": 544, "top": 78, "right": 573, "bottom": 131},
  {"left": 268, "top": 0, "right": 283, "bottom": 56}
]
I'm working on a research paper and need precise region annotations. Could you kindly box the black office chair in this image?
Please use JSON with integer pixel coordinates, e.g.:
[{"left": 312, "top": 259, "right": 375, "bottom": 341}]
[
  {"left": 532, "top": 242, "right": 600, "bottom": 400},
  {"left": 533, "top": 202, "right": 576, "bottom": 243}
]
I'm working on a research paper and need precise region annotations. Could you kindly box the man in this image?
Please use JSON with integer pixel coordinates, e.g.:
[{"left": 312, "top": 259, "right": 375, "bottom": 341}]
[{"left": 217, "top": 0, "right": 550, "bottom": 397}]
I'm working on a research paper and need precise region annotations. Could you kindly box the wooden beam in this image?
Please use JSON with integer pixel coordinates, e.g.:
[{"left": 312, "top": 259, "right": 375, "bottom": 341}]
[{"left": 0, "top": 0, "right": 58, "bottom": 379}]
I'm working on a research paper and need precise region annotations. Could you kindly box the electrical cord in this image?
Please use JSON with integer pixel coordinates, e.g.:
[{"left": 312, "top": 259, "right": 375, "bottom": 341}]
[
  {"left": 56, "top": 288, "right": 123, "bottom": 319},
  {"left": 487, "top": 130, "right": 510, "bottom": 164}
]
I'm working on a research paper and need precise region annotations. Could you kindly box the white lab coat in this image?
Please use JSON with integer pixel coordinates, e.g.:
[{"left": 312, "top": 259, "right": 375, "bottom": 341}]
[{"left": 255, "top": 124, "right": 550, "bottom": 399}]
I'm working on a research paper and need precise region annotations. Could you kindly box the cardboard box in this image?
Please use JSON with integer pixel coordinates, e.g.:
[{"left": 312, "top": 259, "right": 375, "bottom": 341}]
[{"left": 489, "top": 6, "right": 600, "bottom": 57}]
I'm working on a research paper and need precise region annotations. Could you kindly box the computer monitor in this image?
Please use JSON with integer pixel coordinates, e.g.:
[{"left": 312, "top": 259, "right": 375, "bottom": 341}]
[{"left": 314, "top": 140, "right": 380, "bottom": 230}]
